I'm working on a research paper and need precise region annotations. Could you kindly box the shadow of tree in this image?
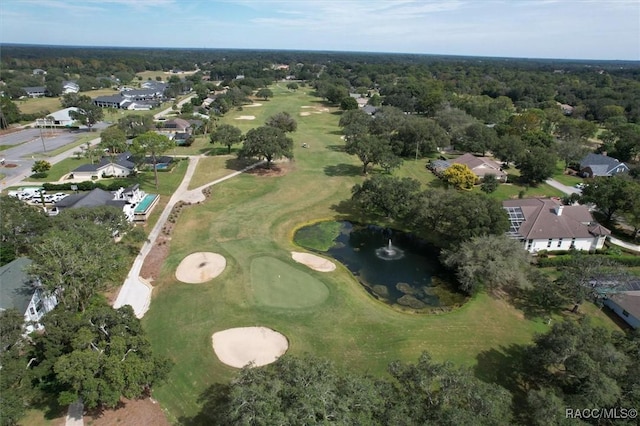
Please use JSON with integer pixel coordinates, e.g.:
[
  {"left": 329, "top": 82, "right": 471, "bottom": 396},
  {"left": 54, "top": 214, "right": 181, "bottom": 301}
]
[
  {"left": 330, "top": 199, "right": 360, "bottom": 217},
  {"left": 324, "top": 163, "right": 361, "bottom": 177},
  {"left": 177, "top": 383, "right": 231, "bottom": 426},
  {"left": 326, "top": 144, "right": 346, "bottom": 152},
  {"left": 474, "top": 344, "right": 529, "bottom": 399},
  {"left": 224, "top": 157, "right": 255, "bottom": 171}
]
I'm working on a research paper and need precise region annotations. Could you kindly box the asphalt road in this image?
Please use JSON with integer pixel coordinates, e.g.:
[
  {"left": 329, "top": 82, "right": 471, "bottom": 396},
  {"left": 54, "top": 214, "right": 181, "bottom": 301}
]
[{"left": 0, "top": 128, "right": 104, "bottom": 189}]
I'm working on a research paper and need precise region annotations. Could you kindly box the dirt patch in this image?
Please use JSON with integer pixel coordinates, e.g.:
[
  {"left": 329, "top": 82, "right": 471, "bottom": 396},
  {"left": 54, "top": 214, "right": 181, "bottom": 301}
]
[
  {"left": 212, "top": 327, "right": 289, "bottom": 368},
  {"left": 140, "top": 235, "right": 171, "bottom": 283},
  {"left": 2, "top": 163, "right": 18, "bottom": 168},
  {"left": 235, "top": 115, "right": 255, "bottom": 120},
  {"left": 176, "top": 252, "right": 226, "bottom": 283},
  {"left": 83, "top": 398, "right": 170, "bottom": 426},
  {"left": 246, "top": 162, "right": 292, "bottom": 177}
]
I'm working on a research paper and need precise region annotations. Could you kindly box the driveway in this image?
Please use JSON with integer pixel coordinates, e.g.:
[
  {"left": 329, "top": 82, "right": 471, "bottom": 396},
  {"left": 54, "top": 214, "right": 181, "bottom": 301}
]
[{"left": 545, "top": 178, "right": 581, "bottom": 196}]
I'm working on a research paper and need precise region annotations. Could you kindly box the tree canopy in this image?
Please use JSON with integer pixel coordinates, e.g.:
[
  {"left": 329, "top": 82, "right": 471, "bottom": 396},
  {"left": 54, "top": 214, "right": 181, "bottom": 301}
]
[
  {"left": 238, "top": 125, "right": 294, "bottom": 167},
  {"left": 29, "top": 299, "right": 172, "bottom": 410},
  {"left": 210, "top": 123, "right": 243, "bottom": 153},
  {"left": 131, "top": 132, "right": 175, "bottom": 189}
]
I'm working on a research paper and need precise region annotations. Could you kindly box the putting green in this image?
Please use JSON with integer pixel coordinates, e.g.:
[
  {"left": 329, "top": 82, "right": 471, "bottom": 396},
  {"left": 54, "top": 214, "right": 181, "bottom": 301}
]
[{"left": 250, "top": 256, "right": 329, "bottom": 308}]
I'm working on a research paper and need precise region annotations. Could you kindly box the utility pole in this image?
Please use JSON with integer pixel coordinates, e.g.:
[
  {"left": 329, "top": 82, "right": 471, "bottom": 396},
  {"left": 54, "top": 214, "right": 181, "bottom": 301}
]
[{"left": 37, "top": 119, "right": 47, "bottom": 152}]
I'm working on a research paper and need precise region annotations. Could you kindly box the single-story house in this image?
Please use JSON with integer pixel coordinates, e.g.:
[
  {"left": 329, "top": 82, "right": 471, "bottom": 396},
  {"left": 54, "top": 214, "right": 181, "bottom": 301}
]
[
  {"left": 503, "top": 197, "right": 610, "bottom": 253},
  {"left": 62, "top": 80, "right": 80, "bottom": 94},
  {"left": 451, "top": 153, "right": 507, "bottom": 182},
  {"left": 362, "top": 105, "right": 378, "bottom": 115},
  {"left": 121, "top": 88, "right": 164, "bottom": 101},
  {"left": 163, "top": 118, "right": 191, "bottom": 133},
  {"left": 23, "top": 86, "right": 47, "bottom": 98},
  {"left": 46, "top": 107, "right": 78, "bottom": 127},
  {"left": 54, "top": 184, "right": 154, "bottom": 222},
  {"left": 71, "top": 152, "right": 136, "bottom": 179},
  {"left": 579, "top": 153, "right": 629, "bottom": 178},
  {"left": 93, "top": 94, "right": 129, "bottom": 109},
  {"left": 604, "top": 289, "right": 640, "bottom": 329},
  {"left": 32, "top": 68, "right": 47, "bottom": 76},
  {"left": 174, "top": 132, "right": 193, "bottom": 146},
  {"left": 0, "top": 257, "right": 58, "bottom": 333}
]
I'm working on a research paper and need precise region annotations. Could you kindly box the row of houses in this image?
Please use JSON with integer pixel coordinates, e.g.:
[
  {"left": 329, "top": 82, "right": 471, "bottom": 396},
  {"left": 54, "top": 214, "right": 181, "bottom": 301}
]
[
  {"left": 22, "top": 81, "right": 80, "bottom": 98},
  {"left": 430, "top": 152, "right": 629, "bottom": 184}
]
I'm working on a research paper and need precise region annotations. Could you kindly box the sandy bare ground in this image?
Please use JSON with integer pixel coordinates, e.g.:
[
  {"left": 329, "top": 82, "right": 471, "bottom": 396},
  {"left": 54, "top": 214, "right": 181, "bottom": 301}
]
[
  {"left": 291, "top": 251, "right": 336, "bottom": 272},
  {"left": 175, "top": 252, "right": 226, "bottom": 284},
  {"left": 300, "top": 112, "right": 311, "bottom": 116},
  {"left": 212, "top": 327, "right": 289, "bottom": 368},
  {"left": 235, "top": 115, "right": 255, "bottom": 120},
  {"left": 244, "top": 103, "right": 263, "bottom": 107}
]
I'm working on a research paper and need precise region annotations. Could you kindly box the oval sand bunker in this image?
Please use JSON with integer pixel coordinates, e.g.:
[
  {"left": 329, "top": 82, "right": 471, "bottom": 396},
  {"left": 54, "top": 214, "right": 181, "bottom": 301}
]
[
  {"left": 175, "top": 252, "right": 226, "bottom": 283},
  {"left": 212, "top": 327, "right": 289, "bottom": 368}
]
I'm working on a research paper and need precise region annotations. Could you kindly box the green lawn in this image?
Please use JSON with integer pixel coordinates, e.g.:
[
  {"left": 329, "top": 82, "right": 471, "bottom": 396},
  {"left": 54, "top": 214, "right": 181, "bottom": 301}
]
[{"left": 143, "top": 87, "right": 620, "bottom": 422}]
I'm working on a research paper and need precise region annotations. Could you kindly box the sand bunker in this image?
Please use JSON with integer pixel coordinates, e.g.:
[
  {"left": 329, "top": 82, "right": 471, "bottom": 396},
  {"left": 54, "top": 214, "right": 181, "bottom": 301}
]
[
  {"left": 244, "top": 103, "right": 263, "bottom": 107},
  {"left": 291, "top": 251, "right": 336, "bottom": 272},
  {"left": 175, "top": 252, "right": 226, "bottom": 283},
  {"left": 212, "top": 327, "right": 289, "bottom": 368},
  {"left": 300, "top": 112, "right": 311, "bottom": 116},
  {"left": 235, "top": 115, "right": 256, "bottom": 120}
]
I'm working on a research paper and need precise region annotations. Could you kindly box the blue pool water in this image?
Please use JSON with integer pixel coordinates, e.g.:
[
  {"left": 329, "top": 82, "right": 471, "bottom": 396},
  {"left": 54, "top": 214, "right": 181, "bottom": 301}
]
[
  {"left": 135, "top": 194, "right": 158, "bottom": 213},
  {"left": 155, "top": 163, "right": 169, "bottom": 170}
]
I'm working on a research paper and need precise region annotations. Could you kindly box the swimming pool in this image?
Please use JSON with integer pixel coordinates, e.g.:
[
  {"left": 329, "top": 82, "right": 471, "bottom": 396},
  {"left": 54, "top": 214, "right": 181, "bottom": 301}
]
[
  {"left": 135, "top": 194, "right": 159, "bottom": 213},
  {"left": 155, "top": 163, "right": 169, "bottom": 170}
]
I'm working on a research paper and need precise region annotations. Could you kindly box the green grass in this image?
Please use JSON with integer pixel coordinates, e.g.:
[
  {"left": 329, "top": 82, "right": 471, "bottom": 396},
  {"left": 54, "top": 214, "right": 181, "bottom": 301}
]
[
  {"left": 293, "top": 220, "right": 343, "bottom": 251},
  {"left": 24, "top": 157, "right": 86, "bottom": 182},
  {"left": 250, "top": 256, "right": 330, "bottom": 308},
  {"left": 16, "top": 89, "right": 119, "bottom": 116},
  {"left": 482, "top": 182, "right": 564, "bottom": 200},
  {"left": 143, "top": 87, "right": 620, "bottom": 422}
]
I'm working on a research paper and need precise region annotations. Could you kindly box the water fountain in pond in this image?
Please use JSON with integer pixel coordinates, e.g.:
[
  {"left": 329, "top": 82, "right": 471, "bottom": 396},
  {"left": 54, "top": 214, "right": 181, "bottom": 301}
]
[{"left": 375, "top": 239, "right": 404, "bottom": 260}]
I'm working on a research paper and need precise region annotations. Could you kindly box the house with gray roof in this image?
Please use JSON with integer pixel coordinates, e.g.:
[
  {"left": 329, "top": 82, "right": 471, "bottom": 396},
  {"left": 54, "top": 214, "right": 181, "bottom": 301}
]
[
  {"left": 579, "top": 153, "right": 629, "bottom": 178},
  {"left": 503, "top": 197, "right": 610, "bottom": 253},
  {"left": 604, "top": 288, "right": 640, "bottom": 330},
  {"left": 22, "top": 86, "right": 47, "bottom": 98},
  {"left": 0, "top": 257, "right": 58, "bottom": 333},
  {"left": 71, "top": 152, "right": 136, "bottom": 179}
]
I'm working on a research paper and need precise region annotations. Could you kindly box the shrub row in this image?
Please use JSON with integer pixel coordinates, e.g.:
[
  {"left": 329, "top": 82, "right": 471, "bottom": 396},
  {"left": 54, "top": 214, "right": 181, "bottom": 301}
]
[
  {"left": 537, "top": 254, "right": 640, "bottom": 267},
  {"left": 42, "top": 178, "right": 135, "bottom": 192}
]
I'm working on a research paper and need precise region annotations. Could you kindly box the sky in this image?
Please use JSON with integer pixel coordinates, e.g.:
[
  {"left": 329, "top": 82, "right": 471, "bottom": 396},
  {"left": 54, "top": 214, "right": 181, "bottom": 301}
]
[{"left": 1, "top": 0, "right": 639, "bottom": 61}]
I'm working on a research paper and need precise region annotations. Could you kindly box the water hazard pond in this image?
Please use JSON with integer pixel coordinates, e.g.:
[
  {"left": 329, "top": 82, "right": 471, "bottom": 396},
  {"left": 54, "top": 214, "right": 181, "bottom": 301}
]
[{"left": 294, "top": 221, "right": 467, "bottom": 311}]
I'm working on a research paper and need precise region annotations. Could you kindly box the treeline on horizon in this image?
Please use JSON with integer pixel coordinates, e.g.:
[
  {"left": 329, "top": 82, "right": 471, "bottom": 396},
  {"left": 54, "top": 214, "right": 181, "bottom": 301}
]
[{"left": 2, "top": 43, "right": 639, "bottom": 69}]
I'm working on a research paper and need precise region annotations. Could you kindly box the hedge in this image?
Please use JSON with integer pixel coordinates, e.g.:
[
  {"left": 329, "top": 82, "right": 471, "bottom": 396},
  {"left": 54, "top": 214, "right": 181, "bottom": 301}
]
[
  {"left": 42, "top": 178, "right": 135, "bottom": 192},
  {"left": 537, "top": 254, "right": 640, "bottom": 267}
]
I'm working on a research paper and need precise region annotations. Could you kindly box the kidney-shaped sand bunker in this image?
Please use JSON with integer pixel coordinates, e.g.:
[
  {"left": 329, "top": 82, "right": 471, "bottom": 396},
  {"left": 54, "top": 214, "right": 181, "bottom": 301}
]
[{"left": 212, "top": 327, "right": 289, "bottom": 368}]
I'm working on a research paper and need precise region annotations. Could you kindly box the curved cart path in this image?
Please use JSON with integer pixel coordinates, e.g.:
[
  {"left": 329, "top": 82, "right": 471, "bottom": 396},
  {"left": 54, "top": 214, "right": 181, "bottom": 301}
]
[{"left": 113, "top": 155, "right": 264, "bottom": 318}]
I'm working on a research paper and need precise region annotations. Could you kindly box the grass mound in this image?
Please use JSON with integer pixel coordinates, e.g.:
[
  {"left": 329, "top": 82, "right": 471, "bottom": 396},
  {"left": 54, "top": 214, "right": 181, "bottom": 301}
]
[{"left": 250, "top": 256, "right": 329, "bottom": 308}]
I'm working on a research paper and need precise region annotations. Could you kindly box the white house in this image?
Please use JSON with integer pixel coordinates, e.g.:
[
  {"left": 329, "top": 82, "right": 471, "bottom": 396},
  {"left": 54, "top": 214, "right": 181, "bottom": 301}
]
[
  {"left": 71, "top": 152, "right": 136, "bottom": 179},
  {"left": 503, "top": 198, "right": 610, "bottom": 253},
  {"left": 47, "top": 107, "right": 79, "bottom": 127},
  {"left": 62, "top": 81, "right": 80, "bottom": 94},
  {"left": 0, "top": 257, "right": 58, "bottom": 333}
]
